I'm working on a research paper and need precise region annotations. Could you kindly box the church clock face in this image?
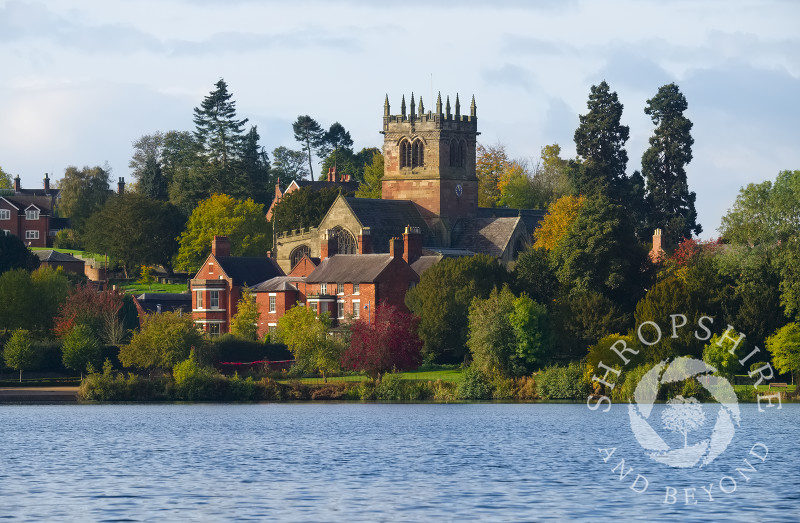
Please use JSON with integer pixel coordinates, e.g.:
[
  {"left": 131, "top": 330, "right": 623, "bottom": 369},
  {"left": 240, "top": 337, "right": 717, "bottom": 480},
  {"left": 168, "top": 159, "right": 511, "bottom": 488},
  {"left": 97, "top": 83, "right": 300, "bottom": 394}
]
[{"left": 455, "top": 184, "right": 463, "bottom": 197}]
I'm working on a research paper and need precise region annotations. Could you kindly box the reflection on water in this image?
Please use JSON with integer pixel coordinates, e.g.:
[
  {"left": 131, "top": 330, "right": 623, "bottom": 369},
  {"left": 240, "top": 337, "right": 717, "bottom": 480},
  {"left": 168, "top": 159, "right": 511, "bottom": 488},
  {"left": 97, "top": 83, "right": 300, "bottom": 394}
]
[{"left": 0, "top": 403, "right": 797, "bottom": 521}]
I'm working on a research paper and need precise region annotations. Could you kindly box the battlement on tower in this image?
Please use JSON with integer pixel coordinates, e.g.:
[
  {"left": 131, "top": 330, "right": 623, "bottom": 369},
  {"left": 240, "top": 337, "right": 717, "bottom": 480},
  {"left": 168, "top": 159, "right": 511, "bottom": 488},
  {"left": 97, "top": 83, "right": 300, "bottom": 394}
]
[{"left": 382, "top": 92, "right": 477, "bottom": 133}]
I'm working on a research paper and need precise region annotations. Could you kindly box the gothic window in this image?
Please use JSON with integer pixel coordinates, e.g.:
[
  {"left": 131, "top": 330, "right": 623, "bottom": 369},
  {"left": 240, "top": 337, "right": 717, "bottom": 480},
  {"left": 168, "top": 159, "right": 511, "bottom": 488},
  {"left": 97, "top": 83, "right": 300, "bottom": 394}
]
[
  {"left": 331, "top": 226, "right": 357, "bottom": 254},
  {"left": 400, "top": 139, "right": 412, "bottom": 168},
  {"left": 412, "top": 139, "right": 424, "bottom": 167},
  {"left": 290, "top": 245, "right": 311, "bottom": 269}
]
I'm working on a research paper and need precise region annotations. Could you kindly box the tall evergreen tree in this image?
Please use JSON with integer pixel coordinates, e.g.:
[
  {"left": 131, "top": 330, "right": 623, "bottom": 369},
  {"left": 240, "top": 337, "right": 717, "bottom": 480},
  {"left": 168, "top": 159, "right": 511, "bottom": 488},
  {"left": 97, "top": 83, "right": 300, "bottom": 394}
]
[
  {"left": 240, "top": 125, "right": 271, "bottom": 204},
  {"left": 321, "top": 122, "right": 354, "bottom": 172},
  {"left": 641, "top": 83, "right": 701, "bottom": 245},
  {"left": 192, "top": 79, "right": 249, "bottom": 170},
  {"left": 572, "top": 81, "right": 630, "bottom": 198},
  {"left": 292, "top": 115, "right": 325, "bottom": 181}
]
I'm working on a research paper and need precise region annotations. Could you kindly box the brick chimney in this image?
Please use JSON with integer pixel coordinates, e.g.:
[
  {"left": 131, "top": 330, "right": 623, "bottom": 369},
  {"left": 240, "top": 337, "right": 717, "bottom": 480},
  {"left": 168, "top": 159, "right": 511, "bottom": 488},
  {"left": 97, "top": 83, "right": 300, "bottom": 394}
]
[
  {"left": 650, "top": 228, "right": 665, "bottom": 262},
  {"left": 321, "top": 229, "right": 337, "bottom": 260},
  {"left": 358, "top": 227, "right": 372, "bottom": 254},
  {"left": 342, "top": 173, "right": 350, "bottom": 182},
  {"left": 14, "top": 175, "right": 20, "bottom": 193},
  {"left": 212, "top": 236, "right": 231, "bottom": 257},
  {"left": 117, "top": 177, "right": 125, "bottom": 195},
  {"left": 326, "top": 166, "right": 336, "bottom": 182},
  {"left": 43, "top": 173, "right": 50, "bottom": 193},
  {"left": 389, "top": 236, "right": 403, "bottom": 259},
  {"left": 403, "top": 225, "right": 422, "bottom": 265}
]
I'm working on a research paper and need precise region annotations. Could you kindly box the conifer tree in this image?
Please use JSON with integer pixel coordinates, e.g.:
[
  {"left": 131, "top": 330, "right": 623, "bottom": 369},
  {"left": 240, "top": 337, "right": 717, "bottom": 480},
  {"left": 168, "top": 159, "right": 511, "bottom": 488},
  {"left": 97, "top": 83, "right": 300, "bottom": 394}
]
[
  {"left": 292, "top": 115, "right": 325, "bottom": 181},
  {"left": 193, "top": 79, "right": 249, "bottom": 169}
]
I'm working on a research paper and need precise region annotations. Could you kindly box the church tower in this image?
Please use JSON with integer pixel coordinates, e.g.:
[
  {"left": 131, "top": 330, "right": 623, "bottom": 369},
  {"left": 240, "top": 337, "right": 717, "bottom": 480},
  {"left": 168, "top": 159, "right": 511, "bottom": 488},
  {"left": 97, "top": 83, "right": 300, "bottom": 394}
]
[{"left": 381, "top": 92, "right": 479, "bottom": 243}]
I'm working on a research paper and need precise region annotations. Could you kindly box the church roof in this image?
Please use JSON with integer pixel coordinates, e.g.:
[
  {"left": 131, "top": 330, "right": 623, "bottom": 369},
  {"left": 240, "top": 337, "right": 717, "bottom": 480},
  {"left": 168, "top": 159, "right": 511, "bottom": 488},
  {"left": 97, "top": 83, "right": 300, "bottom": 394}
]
[
  {"left": 342, "top": 197, "right": 436, "bottom": 251},
  {"left": 215, "top": 256, "right": 284, "bottom": 286},
  {"left": 476, "top": 207, "right": 545, "bottom": 236},
  {"left": 451, "top": 216, "right": 525, "bottom": 257},
  {"left": 305, "top": 254, "right": 396, "bottom": 283}
]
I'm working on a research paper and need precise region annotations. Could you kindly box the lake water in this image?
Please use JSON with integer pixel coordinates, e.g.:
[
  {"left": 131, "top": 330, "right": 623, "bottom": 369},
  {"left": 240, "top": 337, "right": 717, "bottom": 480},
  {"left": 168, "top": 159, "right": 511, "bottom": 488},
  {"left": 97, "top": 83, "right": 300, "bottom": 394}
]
[{"left": 0, "top": 403, "right": 797, "bottom": 521}]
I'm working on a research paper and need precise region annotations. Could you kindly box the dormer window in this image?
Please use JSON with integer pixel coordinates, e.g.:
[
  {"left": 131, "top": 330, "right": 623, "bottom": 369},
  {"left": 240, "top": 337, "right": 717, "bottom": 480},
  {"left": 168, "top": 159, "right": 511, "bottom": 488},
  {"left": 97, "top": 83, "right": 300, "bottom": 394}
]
[{"left": 26, "top": 209, "right": 39, "bottom": 220}]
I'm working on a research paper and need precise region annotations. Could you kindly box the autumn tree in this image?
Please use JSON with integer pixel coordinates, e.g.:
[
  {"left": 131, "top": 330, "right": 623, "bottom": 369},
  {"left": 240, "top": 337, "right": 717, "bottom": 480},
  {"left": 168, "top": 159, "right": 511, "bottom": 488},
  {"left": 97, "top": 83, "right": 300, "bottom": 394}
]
[
  {"left": 292, "top": 115, "right": 325, "bottom": 181},
  {"left": 405, "top": 254, "right": 509, "bottom": 363},
  {"left": 342, "top": 303, "right": 422, "bottom": 379},
  {"left": 54, "top": 285, "right": 128, "bottom": 345},
  {"left": 476, "top": 143, "right": 509, "bottom": 207},
  {"left": 57, "top": 165, "right": 111, "bottom": 233},
  {"left": 277, "top": 306, "right": 342, "bottom": 382},
  {"left": 641, "top": 83, "right": 700, "bottom": 245},
  {"left": 229, "top": 286, "right": 260, "bottom": 341},
  {"left": 497, "top": 160, "right": 538, "bottom": 209},
  {"left": 0, "top": 165, "right": 13, "bottom": 189},
  {"left": 3, "top": 329, "right": 38, "bottom": 382},
  {"left": 119, "top": 311, "right": 204, "bottom": 371},
  {"left": 175, "top": 193, "right": 271, "bottom": 273},
  {"left": 355, "top": 152, "right": 384, "bottom": 199},
  {"left": 83, "top": 194, "right": 185, "bottom": 276},
  {"left": 533, "top": 195, "right": 585, "bottom": 251}
]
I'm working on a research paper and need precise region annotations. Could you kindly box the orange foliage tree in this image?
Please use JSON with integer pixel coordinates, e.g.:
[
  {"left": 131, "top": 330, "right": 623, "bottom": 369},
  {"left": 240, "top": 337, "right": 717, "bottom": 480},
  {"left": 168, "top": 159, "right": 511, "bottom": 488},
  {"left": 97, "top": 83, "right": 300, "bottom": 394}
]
[{"left": 533, "top": 195, "right": 586, "bottom": 251}]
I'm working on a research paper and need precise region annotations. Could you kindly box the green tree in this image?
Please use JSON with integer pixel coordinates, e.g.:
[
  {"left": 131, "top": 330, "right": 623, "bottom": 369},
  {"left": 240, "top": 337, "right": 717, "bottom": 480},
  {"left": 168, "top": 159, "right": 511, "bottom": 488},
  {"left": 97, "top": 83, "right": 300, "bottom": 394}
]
[
  {"left": 57, "top": 165, "right": 111, "bottom": 233},
  {"left": 0, "top": 235, "right": 40, "bottom": 274},
  {"left": 551, "top": 291, "right": 630, "bottom": 362},
  {"left": 292, "top": 115, "right": 325, "bottom": 181},
  {"left": 702, "top": 334, "right": 741, "bottom": 382},
  {"left": 498, "top": 160, "right": 539, "bottom": 209},
  {"left": 271, "top": 186, "right": 343, "bottom": 235},
  {"left": 476, "top": 142, "right": 509, "bottom": 207},
  {"left": 119, "top": 311, "right": 204, "bottom": 371},
  {"left": 83, "top": 194, "right": 185, "bottom": 276},
  {"left": 320, "top": 147, "right": 380, "bottom": 184},
  {"left": 319, "top": 122, "right": 353, "bottom": 172},
  {"left": 129, "top": 132, "right": 168, "bottom": 200},
  {"left": 3, "top": 329, "right": 38, "bottom": 382},
  {"left": 642, "top": 83, "right": 700, "bottom": 244},
  {"left": 175, "top": 193, "right": 271, "bottom": 273},
  {"left": 271, "top": 146, "right": 309, "bottom": 184},
  {"left": 512, "top": 246, "right": 559, "bottom": 305},
  {"left": 193, "top": 78, "right": 248, "bottom": 170},
  {"left": 163, "top": 130, "right": 204, "bottom": 214},
  {"left": 552, "top": 194, "right": 646, "bottom": 306},
  {"left": 277, "top": 306, "right": 342, "bottom": 382},
  {"left": 355, "top": 152, "right": 384, "bottom": 198},
  {"left": 229, "top": 286, "right": 260, "bottom": 341},
  {"left": 240, "top": 125, "right": 272, "bottom": 205},
  {"left": 572, "top": 81, "right": 630, "bottom": 197},
  {"left": 467, "top": 286, "right": 550, "bottom": 378},
  {"left": 61, "top": 324, "right": 101, "bottom": 378},
  {"left": 405, "top": 254, "right": 509, "bottom": 363},
  {"left": 0, "top": 268, "right": 70, "bottom": 334},
  {"left": 766, "top": 323, "right": 800, "bottom": 386},
  {"left": 0, "top": 165, "right": 13, "bottom": 189},
  {"left": 533, "top": 144, "right": 573, "bottom": 207}
]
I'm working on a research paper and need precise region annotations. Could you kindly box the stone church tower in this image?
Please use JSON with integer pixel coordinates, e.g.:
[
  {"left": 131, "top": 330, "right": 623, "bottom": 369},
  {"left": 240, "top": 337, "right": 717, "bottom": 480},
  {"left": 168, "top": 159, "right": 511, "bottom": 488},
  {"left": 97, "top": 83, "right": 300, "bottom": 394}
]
[{"left": 381, "top": 92, "right": 479, "bottom": 245}]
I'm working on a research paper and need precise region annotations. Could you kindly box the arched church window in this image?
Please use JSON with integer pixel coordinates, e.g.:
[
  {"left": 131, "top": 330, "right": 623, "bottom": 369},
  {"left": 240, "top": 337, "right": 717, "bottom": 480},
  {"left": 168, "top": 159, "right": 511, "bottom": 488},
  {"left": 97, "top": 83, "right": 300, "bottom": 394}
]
[
  {"left": 290, "top": 245, "right": 311, "bottom": 269},
  {"left": 331, "top": 226, "right": 357, "bottom": 254},
  {"left": 412, "top": 139, "right": 424, "bottom": 168},
  {"left": 400, "top": 139, "right": 412, "bottom": 168}
]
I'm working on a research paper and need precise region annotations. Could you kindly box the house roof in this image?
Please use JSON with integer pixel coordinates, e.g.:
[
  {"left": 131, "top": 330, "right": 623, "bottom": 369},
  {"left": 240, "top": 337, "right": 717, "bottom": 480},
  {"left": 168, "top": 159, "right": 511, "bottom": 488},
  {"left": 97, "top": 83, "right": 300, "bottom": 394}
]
[
  {"left": 251, "top": 276, "right": 304, "bottom": 292},
  {"left": 340, "top": 197, "right": 436, "bottom": 251},
  {"left": 34, "top": 250, "right": 84, "bottom": 263},
  {"left": 215, "top": 256, "right": 285, "bottom": 286},
  {"left": 1, "top": 195, "right": 53, "bottom": 213},
  {"left": 133, "top": 293, "right": 192, "bottom": 315},
  {"left": 305, "top": 254, "right": 396, "bottom": 283}
]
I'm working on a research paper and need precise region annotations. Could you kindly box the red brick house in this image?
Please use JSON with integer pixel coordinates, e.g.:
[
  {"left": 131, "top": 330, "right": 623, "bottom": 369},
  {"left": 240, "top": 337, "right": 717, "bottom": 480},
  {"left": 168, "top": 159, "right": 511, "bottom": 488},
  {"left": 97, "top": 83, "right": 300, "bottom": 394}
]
[
  {"left": 1, "top": 174, "right": 68, "bottom": 247},
  {"left": 252, "top": 226, "right": 421, "bottom": 339},
  {"left": 190, "top": 236, "right": 284, "bottom": 335}
]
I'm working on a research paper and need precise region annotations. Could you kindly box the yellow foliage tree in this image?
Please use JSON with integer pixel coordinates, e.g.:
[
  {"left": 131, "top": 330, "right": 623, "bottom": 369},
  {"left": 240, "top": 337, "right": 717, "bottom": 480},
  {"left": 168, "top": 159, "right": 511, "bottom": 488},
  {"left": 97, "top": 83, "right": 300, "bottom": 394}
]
[
  {"left": 476, "top": 143, "right": 510, "bottom": 208},
  {"left": 533, "top": 195, "right": 585, "bottom": 251}
]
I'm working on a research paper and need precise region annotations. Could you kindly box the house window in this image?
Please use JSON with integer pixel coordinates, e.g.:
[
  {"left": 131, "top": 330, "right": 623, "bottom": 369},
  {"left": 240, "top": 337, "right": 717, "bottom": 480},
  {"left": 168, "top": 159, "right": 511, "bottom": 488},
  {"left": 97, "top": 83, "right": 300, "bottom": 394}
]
[
  {"left": 196, "top": 291, "right": 203, "bottom": 309},
  {"left": 208, "top": 323, "right": 221, "bottom": 336},
  {"left": 353, "top": 283, "right": 360, "bottom": 294},
  {"left": 268, "top": 324, "right": 277, "bottom": 334},
  {"left": 320, "top": 283, "right": 327, "bottom": 295},
  {"left": 337, "top": 301, "right": 345, "bottom": 319},
  {"left": 0, "top": 210, "right": 9, "bottom": 220},
  {"left": 209, "top": 290, "right": 220, "bottom": 309},
  {"left": 25, "top": 230, "right": 39, "bottom": 240},
  {"left": 26, "top": 209, "right": 39, "bottom": 220},
  {"left": 1, "top": 230, "right": 9, "bottom": 236},
  {"left": 337, "top": 283, "right": 344, "bottom": 295},
  {"left": 310, "top": 302, "right": 318, "bottom": 315},
  {"left": 352, "top": 300, "right": 360, "bottom": 319},
  {"left": 269, "top": 295, "right": 276, "bottom": 313}
]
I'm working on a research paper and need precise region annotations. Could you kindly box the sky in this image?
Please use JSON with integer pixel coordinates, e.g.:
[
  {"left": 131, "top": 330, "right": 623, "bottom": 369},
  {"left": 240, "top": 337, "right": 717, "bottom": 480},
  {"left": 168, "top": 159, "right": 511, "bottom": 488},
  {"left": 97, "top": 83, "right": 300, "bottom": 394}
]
[{"left": 1, "top": 0, "right": 798, "bottom": 237}]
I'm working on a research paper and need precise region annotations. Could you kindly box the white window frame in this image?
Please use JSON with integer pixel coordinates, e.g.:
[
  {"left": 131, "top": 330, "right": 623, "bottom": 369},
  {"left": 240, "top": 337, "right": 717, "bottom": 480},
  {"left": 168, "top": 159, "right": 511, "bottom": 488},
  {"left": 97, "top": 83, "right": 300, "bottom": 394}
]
[
  {"left": 310, "top": 302, "right": 318, "bottom": 315},
  {"left": 196, "top": 290, "right": 203, "bottom": 309},
  {"left": 25, "top": 209, "right": 39, "bottom": 220},
  {"left": 25, "top": 230, "right": 39, "bottom": 240},
  {"left": 209, "top": 290, "right": 220, "bottom": 309},
  {"left": 352, "top": 300, "right": 360, "bottom": 319},
  {"left": 268, "top": 323, "right": 277, "bottom": 334},
  {"left": 353, "top": 283, "right": 360, "bottom": 295},
  {"left": 337, "top": 300, "right": 345, "bottom": 319},
  {"left": 0, "top": 209, "right": 9, "bottom": 220},
  {"left": 320, "top": 283, "right": 327, "bottom": 295},
  {"left": 269, "top": 294, "right": 276, "bottom": 313},
  {"left": 337, "top": 282, "right": 344, "bottom": 295}
]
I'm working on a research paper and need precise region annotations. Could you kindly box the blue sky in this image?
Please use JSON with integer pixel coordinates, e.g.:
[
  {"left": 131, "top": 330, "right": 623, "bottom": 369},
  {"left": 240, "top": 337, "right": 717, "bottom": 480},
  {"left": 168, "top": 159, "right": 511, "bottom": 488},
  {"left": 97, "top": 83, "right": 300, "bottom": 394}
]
[{"left": 1, "top": 0, "right": 798, "bottom": 236}]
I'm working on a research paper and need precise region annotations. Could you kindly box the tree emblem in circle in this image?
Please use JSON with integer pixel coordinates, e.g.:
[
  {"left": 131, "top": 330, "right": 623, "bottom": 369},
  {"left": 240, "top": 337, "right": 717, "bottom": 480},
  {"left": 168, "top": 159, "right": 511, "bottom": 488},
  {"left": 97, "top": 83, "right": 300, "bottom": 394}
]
[{"left": 628, "top": 356, "right": 741, "bottom": 468}]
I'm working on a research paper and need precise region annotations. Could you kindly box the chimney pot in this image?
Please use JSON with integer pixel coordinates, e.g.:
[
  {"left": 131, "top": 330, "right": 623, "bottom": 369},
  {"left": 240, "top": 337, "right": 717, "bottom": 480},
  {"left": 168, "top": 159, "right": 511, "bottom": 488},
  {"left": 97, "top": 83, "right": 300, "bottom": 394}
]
[
  {"left": 389, "top": 236, "right": 403, "bottom": 259},
  {"left": 403, "top": 225, "right": 422, "bottom": 264}
]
